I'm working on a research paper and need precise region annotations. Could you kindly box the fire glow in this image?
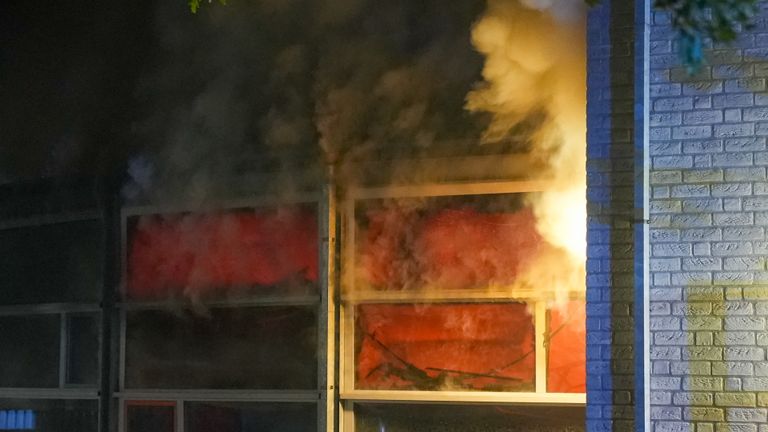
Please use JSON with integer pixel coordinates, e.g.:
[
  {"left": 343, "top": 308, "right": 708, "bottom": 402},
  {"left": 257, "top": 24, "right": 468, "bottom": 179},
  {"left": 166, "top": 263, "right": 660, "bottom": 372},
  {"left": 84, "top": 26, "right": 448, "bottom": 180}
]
[
  {"left": 357, "top": 206, "right": 543, "bottom": 291},
  {"left": 127, "top": 206, "right": 318, "bottom": 300},
  {"left": 467, "top": 0, "right": 588, "bottom": 269},
  {"left": 124, "top": 0, "right": 588, "bottom": 402}
]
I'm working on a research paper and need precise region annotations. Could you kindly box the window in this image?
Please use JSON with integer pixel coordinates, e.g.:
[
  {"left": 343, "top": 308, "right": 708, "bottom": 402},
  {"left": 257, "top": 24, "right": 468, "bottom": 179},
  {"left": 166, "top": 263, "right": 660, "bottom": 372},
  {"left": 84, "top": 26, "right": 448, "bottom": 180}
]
[
  {"left": 0, "top": 399, "right": 98, "bottom": 432},
  {"left": 338, "top": 182, "right": 586, "bottom": 431},
  {"left": 353, "top": 403, "right": 585, "bottom": 431},
  {"left": 0, "top": 206, "right": 103, "bottom": 432},
  {"left": 119, "top": 200, "right": 328, "bottom": 432},
  {"left": 0, "top": 315, "right": 60, "bottom": 388},
  {"left": 125, "top": 401, "right": 175, "bottom": 432},
  {"left": 185, "top": 402, "right": 317, "bottom": 432},
  {"left": 0, "top": 219, "right": 103, "bottom": 305},
  {"left": 124, "top": 306, "right": 317, "bottom": 390}
]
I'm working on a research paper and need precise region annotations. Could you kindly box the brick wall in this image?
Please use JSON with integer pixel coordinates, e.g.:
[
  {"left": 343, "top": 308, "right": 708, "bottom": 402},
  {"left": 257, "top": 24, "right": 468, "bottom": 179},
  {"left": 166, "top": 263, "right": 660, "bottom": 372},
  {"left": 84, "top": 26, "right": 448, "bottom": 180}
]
[
  {"left": 648, "top": 3, "right": 768, "bottom": 432},
  {"left": 587, "top": 1, "right": 643, "bottom": 431}
]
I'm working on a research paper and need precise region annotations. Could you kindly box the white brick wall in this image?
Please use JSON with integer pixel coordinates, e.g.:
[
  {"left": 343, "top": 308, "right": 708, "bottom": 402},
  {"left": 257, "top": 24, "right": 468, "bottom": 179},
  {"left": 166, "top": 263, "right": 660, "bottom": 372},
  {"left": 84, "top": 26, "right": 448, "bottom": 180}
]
[{"left": 649, "top": 3, "right": 768, "bottom": 432}]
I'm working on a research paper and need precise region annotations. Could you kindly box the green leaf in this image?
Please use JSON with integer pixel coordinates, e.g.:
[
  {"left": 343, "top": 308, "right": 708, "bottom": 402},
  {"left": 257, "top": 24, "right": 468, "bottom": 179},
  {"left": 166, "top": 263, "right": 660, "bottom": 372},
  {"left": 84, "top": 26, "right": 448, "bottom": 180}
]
[{"left": 188, "top": 0, "right": 227, "bottom": 14}]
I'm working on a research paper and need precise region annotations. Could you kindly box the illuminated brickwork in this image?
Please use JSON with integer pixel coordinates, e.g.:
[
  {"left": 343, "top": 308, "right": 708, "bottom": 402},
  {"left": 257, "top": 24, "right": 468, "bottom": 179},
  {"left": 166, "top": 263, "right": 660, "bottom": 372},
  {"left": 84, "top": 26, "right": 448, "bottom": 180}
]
[{"left": 648, "top": 3, "right": 768, "bottom": 432}]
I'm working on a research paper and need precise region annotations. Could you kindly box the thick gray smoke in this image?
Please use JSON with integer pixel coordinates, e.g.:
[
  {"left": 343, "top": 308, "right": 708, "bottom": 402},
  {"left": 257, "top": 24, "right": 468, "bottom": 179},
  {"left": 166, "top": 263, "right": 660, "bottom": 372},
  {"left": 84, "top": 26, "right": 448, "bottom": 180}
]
[{"left": 124, "top": 0, "right": 492, "bottom": 203}]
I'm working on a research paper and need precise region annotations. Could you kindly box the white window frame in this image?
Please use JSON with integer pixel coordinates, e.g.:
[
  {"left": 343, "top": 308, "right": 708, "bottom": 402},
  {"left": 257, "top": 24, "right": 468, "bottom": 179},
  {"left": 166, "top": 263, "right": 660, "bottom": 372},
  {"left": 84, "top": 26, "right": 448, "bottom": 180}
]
[{"left": 338, "top": 180, "right": 586, "bottom": 431}]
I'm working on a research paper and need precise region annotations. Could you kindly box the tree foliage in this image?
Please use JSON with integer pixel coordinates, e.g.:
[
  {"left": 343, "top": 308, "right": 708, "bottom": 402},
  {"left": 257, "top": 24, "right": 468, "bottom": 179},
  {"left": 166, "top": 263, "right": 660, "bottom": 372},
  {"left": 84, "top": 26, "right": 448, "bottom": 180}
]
[
  {"left": 188, "top": 0, "right": 227, "bottom": 14},
  {"left": 656, "top": 0, "right": 758, "bottom": 71},
  {"left": 589, "top": 0, "right": 759, "bottom": 71}
]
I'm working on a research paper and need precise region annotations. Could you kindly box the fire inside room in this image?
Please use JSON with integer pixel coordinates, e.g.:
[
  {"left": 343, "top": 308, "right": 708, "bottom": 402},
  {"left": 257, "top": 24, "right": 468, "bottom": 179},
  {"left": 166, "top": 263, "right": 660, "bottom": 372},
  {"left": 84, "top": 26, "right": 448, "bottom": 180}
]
[{"left": 0, "top": 0, "right": 588, "bottom": 431}]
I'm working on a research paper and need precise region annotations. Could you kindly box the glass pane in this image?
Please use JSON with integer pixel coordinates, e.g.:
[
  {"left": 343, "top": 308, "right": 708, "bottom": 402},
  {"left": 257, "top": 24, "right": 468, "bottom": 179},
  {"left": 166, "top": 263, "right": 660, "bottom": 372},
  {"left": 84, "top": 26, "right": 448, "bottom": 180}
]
[
  {"left": 66, "top": 314, "right": 99, "bottom": 386},
  {"left": 0, "top": 315, "right": 59, "bottom": 387},
  {"left": 126, "top": 205, "right": 318, "bottom": 301},
  {"left": 354, "top": 194, "right": 545, "bottom": 292},
  {"left": 548, "top": 301, "right": 586, "bottom": 393},
  {"left": 355, "top": 303, "right": 534, "bottom": 392},
  {"left": 355, "top": 403, "right": 586, "bottom": 432},
  {"left": 125, "top": 306, "right": 317, "bottom": 389},
  {"left": 0, "top": 220, "right": 102, "bottom": 305},
  {"left": 185, "top": 402, "right": 316, "bottom": 432},
  {"left": 0, "top": 399, "right": 98, "bottom": 432},
  {"left": 126, "top": 402, "right": 174, "bottom": 432}
]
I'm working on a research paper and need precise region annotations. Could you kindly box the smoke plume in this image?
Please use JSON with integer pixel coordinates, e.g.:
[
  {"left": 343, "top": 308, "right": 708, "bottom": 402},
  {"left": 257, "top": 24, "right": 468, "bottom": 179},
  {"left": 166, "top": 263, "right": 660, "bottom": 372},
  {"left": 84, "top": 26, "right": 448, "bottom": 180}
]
[
  {"left": 123, "top": 0, "right": 586, "bottom": 301},
  {"left": 466, "top": 0, "right": 587, "bottom": 296}
]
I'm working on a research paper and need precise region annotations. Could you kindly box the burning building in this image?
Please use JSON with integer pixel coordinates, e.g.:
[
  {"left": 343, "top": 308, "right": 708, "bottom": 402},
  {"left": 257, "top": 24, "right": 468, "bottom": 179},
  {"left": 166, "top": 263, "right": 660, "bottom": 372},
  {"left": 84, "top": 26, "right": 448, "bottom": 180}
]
[
  {"left": 4, "top": 0, "right": 766, "bottom": 431},
  {"left": 3, "top": 0, "right": 590, "bottom": 431}
]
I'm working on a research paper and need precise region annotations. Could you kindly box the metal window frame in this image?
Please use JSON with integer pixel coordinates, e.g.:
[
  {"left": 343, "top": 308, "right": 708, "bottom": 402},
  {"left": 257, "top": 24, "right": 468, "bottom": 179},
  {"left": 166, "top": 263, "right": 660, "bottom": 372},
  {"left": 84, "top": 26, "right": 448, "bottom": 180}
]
[
  {"left": 339, "top": 398, "right": 587, "bottom": 432},
  {"left": 339, "top": 180, "right": 587, "bottom": 431},
  {"left": 118, "top": 191, "right": 331, "bottom": 432},
  {"left": 0, "top": 212, "right": 103, "bottom": 409}
]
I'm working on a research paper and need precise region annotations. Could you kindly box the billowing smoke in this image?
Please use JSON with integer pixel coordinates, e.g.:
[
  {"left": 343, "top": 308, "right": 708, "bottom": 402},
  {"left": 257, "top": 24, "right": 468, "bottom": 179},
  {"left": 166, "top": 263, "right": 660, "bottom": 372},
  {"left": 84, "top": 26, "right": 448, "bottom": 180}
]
[
  {"left": 124, "top": 0, "right": 491, "bottom": 299},
  {"left": 123, "top": 0, "right": 586, "bottom": 304},
  {"left": 466, "top": 0, "right": 587, "bottom": 297},
  {"left": 125, "top": 0, "right": 487, "bottom": 205}
]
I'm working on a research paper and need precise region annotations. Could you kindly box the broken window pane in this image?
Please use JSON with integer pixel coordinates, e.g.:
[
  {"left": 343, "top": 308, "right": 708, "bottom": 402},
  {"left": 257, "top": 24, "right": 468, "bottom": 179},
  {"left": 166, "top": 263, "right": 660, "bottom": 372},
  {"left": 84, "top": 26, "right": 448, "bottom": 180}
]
[
  {"left": 0, "top": 220, "right": 102, "bottom": 305},
  {"left": 0, "top": 315, "right": 59, "bottom": 388},
  {"left": 185, "top": 402, "right": 316, "bottom": 432},
  {"left": 355, "top": 303, "right": 535, "bottom": 392},
  {"left": 354, "top": 403, "right": 586, "bottom": 432},
  {"left": 125, "top": 306, "right": 317, "bottom": 389}
]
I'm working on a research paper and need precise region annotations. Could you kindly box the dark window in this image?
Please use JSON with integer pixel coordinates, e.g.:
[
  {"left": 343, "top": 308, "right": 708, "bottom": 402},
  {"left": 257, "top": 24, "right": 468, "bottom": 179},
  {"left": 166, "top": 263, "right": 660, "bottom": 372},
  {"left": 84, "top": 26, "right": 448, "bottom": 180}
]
[
  {"left": 0, "top": 315, "right": 59, "bottom": 388},
  {"left": 185, "top": 402, "right": 316, "bottom": 432},
  {"left": 65, "top": 314, "right": 99, "bottom": 386},
  {"left": 125, "top": 306, "right": 317, "bottom": 389},
  {"left": 0, "top": 399, "right": 98, "bottom": 432},
  {"left": 354, "top": 403, "right": 586, "bottom": 432},
  {"left": 0, "top": 220, "right": 102, "bottom": 305},
  {"left": 126, "top": 402, "right": 174, "bottom": 432}
]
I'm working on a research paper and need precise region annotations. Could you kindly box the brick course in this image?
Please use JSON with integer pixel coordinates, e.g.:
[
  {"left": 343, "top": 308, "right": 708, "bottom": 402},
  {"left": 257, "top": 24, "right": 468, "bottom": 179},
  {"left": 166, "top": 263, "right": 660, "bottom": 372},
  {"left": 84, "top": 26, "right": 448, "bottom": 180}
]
[
  {"left": 648, "top": 3, "right": 768, "bottom": 432},
  {"left": 587, "top": 1, "right": 641, "bottom": 430}
]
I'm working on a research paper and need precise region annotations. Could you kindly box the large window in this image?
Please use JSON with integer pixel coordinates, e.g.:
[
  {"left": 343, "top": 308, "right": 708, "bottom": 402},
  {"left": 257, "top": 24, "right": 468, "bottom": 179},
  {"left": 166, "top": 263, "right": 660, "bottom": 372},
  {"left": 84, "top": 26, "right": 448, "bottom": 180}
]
[
  {"left": 0, "top": 205, "right": 104, "bottom": 432},
  {"left": 0, "top": 179, "right": 584, "bottom": 431},
  {"left": 118, "top": 199, "right": 330, "bottom": 432},
  {"left": 338, "top": 182, "right": 585, "bottom": 431}
]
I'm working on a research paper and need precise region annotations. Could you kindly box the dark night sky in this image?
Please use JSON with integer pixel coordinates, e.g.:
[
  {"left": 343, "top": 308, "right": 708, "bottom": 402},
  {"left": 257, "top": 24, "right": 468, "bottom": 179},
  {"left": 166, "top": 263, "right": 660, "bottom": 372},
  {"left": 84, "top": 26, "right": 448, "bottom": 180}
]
[
  {"left": 0, "top": 0, "right": 491, "bottom": 190},
  {"left": 0, "top": 0, "right": 157, "bottom": 181}
]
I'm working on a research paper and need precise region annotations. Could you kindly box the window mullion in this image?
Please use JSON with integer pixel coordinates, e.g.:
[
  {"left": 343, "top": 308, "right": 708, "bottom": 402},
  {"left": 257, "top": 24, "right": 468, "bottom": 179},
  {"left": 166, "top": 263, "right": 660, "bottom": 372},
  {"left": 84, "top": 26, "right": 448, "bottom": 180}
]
[
  {"left": 535, "top": 300, "right": 548, "bottom": 394},
  {"left": 59, "top": 313, "right": 68, "bottom": 389},
  {"left": 175, "top": 399, "right": 183, "bottom": 432}
]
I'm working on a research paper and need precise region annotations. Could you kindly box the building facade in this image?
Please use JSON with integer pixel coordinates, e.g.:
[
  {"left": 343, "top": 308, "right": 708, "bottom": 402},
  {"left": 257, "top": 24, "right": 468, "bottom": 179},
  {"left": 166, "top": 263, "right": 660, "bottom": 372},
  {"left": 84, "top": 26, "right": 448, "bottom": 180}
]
[
  {"left": 4, "top": 1, "right": 768, "bottom": 431},
  {"left": 588, "top": 1, "right": 768, "bottom": 431}
]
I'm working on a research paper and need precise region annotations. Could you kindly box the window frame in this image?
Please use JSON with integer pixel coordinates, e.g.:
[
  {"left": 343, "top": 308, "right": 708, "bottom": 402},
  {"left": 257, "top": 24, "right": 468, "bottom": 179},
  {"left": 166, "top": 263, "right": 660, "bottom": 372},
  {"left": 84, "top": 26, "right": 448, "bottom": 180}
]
[
  {"left": 117, "top": 191, "right": 335, "bottom": 432},
  {"left": 0, "top": 211, "right": 104, "bottom": 427},
  {"left": 338, "top": 180, "right": 585, "bottom": 431}
]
